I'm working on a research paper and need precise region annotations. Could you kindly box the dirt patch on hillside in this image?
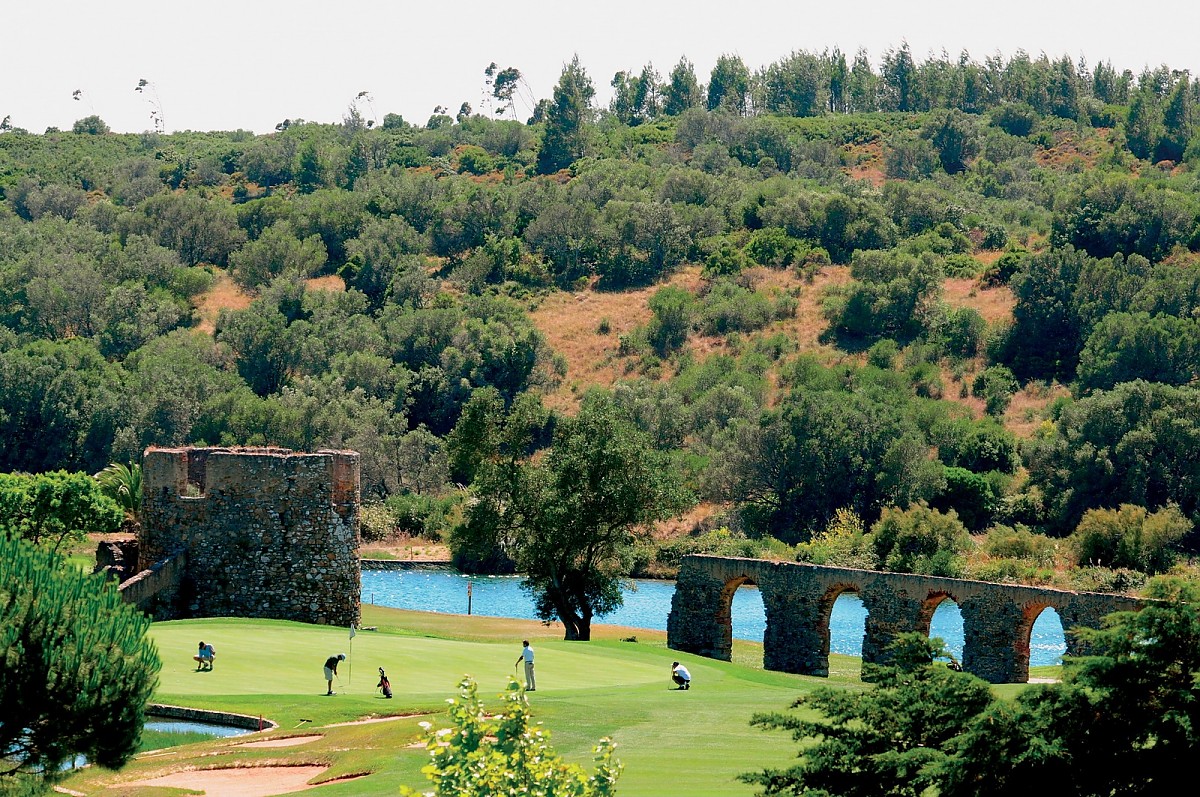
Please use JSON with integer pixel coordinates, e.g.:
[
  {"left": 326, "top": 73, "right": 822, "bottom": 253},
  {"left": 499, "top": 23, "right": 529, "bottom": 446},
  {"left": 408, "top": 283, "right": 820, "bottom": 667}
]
[
  {"left": 942, "top": 278, "right": 1015, "bottom": 325},
  {"left": 1004, "top": 381, "right": 1069, "bottom": 439},
  {"left": 1035, "top": 128, "right": 1112, "bottom": 171},
  {"left": 361, "top": 536, "right": 450, "bottom": 561},
  {"left": 195, "top": 270, "right": 253, "bottom": 334},
  {"left": 306, "top": 274, "right": 345, "bottom": 292},
  {"left": 530, "top": 269, "right": 703, "bottom": 412},
  {"left": 843, "top": 141, "right": 886, "bottom": 186}
]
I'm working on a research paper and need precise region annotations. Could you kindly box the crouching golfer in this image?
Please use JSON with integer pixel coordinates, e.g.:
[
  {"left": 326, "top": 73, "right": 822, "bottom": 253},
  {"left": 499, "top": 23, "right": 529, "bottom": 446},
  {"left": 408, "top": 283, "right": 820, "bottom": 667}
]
[
  {"left": 324, "top": 653, "right": 345, "bottom": 695},
  {"left": 671, "top": 661, "right": 691, "bottom": 690}
]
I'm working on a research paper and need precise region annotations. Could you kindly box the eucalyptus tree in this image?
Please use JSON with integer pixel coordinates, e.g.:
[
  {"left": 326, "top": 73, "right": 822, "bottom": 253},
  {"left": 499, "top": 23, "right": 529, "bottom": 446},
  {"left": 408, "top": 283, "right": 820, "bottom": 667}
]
[{"left": 536, "top": 55, "right": 595, "bottom": 175}]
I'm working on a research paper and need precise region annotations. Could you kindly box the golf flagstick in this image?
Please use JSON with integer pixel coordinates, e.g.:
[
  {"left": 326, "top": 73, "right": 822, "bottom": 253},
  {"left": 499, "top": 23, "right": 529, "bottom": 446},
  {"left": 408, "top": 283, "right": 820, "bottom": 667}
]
[{"left": 348, "top": 623, "right": 356, "bottom": 686}]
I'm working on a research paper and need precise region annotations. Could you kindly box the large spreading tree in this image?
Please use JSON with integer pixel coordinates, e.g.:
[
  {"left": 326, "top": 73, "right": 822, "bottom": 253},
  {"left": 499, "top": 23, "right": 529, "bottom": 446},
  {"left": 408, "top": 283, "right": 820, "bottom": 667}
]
[
  {"left": 0, "top": 532, "right": 161, "bottom": 791},
  {"left": 454, "top": 392, "right": 689, "bottom": 640}
]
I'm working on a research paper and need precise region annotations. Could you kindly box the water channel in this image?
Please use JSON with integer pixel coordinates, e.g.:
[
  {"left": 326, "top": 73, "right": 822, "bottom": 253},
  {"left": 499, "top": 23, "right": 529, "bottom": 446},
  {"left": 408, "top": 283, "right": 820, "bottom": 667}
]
[{"left": 362, "top": 568, "right": 1067, "bottom": 667}]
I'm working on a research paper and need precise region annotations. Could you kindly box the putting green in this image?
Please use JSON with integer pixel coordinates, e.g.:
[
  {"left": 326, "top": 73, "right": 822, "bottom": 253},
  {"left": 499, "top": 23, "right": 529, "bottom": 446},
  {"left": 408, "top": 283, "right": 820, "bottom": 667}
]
[
  {"left": 64, "top": 609, "right": 853, "bottom": 796},
  {"left": 156, "top": 617, "right": 677, "bottom": 699}
]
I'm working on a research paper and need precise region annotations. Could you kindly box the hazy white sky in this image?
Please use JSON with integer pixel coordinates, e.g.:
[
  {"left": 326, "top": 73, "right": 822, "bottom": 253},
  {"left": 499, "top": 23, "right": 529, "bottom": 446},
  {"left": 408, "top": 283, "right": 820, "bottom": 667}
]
[{"left": 4, "top": 1, "right": 1199, "bottom": 134}]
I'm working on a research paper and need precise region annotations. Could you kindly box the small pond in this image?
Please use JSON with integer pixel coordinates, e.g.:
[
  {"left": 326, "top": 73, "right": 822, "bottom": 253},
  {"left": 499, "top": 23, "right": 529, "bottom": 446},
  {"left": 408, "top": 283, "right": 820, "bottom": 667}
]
[
  {"left": 362, "top": 568, "right": 1067, "bottom": 667},
  {"left": 144, "top": 716, "right": 255, "bottom": 738}
]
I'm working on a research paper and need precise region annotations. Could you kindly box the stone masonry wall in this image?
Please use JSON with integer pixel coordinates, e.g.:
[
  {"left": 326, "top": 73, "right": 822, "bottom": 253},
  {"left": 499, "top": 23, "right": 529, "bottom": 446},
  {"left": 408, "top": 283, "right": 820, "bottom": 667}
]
[
  {"left": 140, "top": 446, "right": 361, "bottom": 627},
  {"left": 669, "top": 555, "right": 1143, "bottom": 684}
]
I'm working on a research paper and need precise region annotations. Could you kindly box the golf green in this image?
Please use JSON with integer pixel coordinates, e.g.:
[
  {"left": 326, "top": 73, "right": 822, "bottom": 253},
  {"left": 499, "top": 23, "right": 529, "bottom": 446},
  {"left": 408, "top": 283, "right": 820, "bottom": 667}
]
[{"left": 63, "top": 606, "right": 861, "bottom": 796}]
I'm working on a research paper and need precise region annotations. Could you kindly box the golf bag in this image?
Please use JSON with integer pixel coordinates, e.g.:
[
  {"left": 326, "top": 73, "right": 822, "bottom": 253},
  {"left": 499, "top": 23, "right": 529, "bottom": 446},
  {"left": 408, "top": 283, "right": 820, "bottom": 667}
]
[{"left": 377, "top": 667, "right": 393, "bottom": 698}]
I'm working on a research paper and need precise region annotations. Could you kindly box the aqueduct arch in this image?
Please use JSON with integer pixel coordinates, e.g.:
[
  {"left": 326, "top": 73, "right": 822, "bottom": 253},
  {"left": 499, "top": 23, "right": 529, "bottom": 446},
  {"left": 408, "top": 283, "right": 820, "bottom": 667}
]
[{"left": 667, "top": 555, "right": 1141, "bottom": 684}]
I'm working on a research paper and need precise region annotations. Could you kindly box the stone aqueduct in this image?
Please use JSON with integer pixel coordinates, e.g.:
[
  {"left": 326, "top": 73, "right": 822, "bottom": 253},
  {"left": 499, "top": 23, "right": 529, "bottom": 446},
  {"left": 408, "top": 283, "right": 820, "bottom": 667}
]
[{"left": 667, "top": 555, "right": 1143, "bottom": 683}]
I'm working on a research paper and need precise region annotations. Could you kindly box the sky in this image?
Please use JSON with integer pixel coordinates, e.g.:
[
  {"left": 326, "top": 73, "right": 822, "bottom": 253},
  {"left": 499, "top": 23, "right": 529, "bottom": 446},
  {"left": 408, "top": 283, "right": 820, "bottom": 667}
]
[{"left": 4, "top": 1, "right": 1200, "bottom": 135}]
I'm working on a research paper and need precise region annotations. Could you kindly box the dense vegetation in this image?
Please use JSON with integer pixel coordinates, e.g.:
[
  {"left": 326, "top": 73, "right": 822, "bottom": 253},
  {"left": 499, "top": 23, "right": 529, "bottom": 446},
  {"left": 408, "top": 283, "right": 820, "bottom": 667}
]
[{"left": 3, "top": 45, "right": 1200, "bottom": 611}]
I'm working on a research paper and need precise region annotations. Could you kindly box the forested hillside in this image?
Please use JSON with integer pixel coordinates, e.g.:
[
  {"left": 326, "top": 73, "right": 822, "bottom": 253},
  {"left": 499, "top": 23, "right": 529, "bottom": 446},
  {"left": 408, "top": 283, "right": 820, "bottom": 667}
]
[{"left": 3, "top": 46, "right": 1199, "bottom": 595}]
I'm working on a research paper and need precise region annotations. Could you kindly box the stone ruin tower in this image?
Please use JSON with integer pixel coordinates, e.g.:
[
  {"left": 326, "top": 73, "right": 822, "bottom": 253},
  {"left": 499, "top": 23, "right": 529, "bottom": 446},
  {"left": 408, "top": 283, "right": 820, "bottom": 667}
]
[{"left": 133, "top": 446, "right": 361, "bottom": 627}]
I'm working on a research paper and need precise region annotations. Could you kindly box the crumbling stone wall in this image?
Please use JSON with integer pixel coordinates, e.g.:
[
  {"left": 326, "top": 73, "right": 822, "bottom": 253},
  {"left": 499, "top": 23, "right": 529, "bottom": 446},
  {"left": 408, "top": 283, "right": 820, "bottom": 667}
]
[
  {"left": 668, "top": 555, "right": 1142, "bottom": 684},
  {"left": 138, "top": 446, "right": 361, "bottom": 627}
]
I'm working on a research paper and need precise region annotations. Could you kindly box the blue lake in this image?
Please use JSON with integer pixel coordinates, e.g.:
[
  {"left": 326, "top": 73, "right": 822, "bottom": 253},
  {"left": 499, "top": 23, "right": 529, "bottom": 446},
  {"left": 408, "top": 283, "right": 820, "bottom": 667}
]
[{"left": 362, "top": 569, "right": 1067, "bottom": 667}]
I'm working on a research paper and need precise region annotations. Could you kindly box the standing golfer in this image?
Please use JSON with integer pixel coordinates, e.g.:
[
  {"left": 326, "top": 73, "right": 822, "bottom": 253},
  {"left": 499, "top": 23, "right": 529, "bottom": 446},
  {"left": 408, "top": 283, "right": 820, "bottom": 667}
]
[
  {"left": 515, "top": 640, "right": 536, "bottom": 691},
  {"left": 324, "top": 653, "right": 345, "bottom": 695},
  {"left": 671, "top": 661, "right": 691, "bottom": 690}
]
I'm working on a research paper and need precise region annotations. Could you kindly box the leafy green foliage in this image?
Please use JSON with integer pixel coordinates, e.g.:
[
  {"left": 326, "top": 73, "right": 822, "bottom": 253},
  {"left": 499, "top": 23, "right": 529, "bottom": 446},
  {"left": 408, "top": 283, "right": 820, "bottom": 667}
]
[
  {"left": 1023, "top": 380, "right": 1200, "bottom": 541},
  {"left": 400, "top": 677, "right": 620, "bottom": 797},
  {"left": 934, "top": 578, "right": 1200, "bottom": 797},
  {"left": 455, "top": 393, "right": 690, "bottom": 639},
  {"left": 741, "top": 634, "right": 994, "bottom": 797},
  {"left": 536, "top": 55, "right": 595, "bottom": 175},
  {"left": 710, "top": 373, "right": 943, "bottom": 541},
  {"left": 1068, "top": 504, "right": 1189, "bottom": 573},
  {"left": 0, "top": 533, "right": 160, "bottom": 787},
  {"left": 823, "top": 249, "right": 943, "bottom": 344},
  {"left": 0, "top": 470, "right": 122, "bottom": 550},
  {"left": 93, "top": 461, "right": 142, "bottom": 518},
  {"left": 794, "top": 508, "right": 878, "bottom": 569},
  {"left": 869, "top": 504, "right": 973, "bottom": 576}
]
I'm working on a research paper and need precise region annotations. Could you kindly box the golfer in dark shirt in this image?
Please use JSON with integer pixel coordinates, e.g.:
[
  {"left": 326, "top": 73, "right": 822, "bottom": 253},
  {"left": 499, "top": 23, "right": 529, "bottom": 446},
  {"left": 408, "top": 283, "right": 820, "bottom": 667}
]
[{"left": 324, "top": 653, "right": 345, "bottom": 695}]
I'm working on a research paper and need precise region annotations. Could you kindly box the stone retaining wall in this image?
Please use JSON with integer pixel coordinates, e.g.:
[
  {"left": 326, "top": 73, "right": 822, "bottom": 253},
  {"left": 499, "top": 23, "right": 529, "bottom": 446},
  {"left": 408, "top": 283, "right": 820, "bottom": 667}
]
[
  {"left": 361, "top": 559, "right": 454, "bottom": 570},
  {"left": 148, "top": 703, "right": 279, "bottom": 732}
]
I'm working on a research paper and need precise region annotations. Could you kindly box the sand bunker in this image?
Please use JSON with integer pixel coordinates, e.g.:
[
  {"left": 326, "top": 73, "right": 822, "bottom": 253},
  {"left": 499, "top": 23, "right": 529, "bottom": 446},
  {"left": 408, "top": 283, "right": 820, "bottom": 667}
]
[
  {"left": 235, "top": 735, "right": 322, "bottom": 749},
  {"left": 323, "top": 713, "right": 423, "bottom": 727},
  {"left": 126, "top": 765, "right": 339, "bottom": 796}
]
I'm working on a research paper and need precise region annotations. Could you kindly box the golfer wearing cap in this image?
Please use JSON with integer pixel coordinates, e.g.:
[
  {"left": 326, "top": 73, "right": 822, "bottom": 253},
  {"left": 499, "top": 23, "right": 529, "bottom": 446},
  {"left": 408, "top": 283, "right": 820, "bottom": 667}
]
[
  {"left": 671, "top": 661, "right": 691, "bottom": 690},
  {"left": 515, "top": 640, "right": 536, "bottom": 691},
  {"left": 324, "top": 653, "right": 345, "bottom": 695}
]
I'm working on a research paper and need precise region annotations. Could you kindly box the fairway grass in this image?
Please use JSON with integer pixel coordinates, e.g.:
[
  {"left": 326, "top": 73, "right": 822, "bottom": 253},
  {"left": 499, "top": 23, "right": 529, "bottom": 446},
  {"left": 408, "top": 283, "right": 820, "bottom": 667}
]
[{"left": 60, "top": 605, "right": 1009, "bottom": 796}]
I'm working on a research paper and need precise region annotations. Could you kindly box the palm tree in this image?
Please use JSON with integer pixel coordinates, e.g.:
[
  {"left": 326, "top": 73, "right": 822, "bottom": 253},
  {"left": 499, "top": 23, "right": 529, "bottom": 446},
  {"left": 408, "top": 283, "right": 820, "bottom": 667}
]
[{"left": 94, "top": 461, "right": 143, "bottom": 523}]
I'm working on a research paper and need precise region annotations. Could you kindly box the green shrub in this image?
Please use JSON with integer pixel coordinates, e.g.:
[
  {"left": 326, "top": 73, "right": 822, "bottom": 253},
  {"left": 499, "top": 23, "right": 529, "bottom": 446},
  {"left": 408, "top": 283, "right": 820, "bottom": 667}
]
[
  {"left": 929, "top": 467, "right": 997, "bottom": 531},
  {"left": 982, "top": 524, "right": 1060, "bottom": 566},
  {"left": 1068, "top": 504, "right": 1189, "bottom": 574},
  {"left": 972, "top": 365, "right": 1019, "bottom": 416},
  {"left": 1066, "top": 565, "right": 1147, "bottom": 594},
  {"left": 653, "top": 527, "right": 790, "bottom": 570},
  {"left": 795, "top": 508, "right": 878, "bottom": 569},
  {"left": 455, "top": 145, "right": 496, "bottom": 175},
  {"left": 869, "top": 504, "right": 973, "bottom": 577},
  {"left": 384, "top": 492, "right": 458, "bottom": 541},
  {"left": 359, "top": 502, "right": 397, "bottom": 542},
  {"left": 965, "top": 558, "right": 1057, "bottom": 585}
]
